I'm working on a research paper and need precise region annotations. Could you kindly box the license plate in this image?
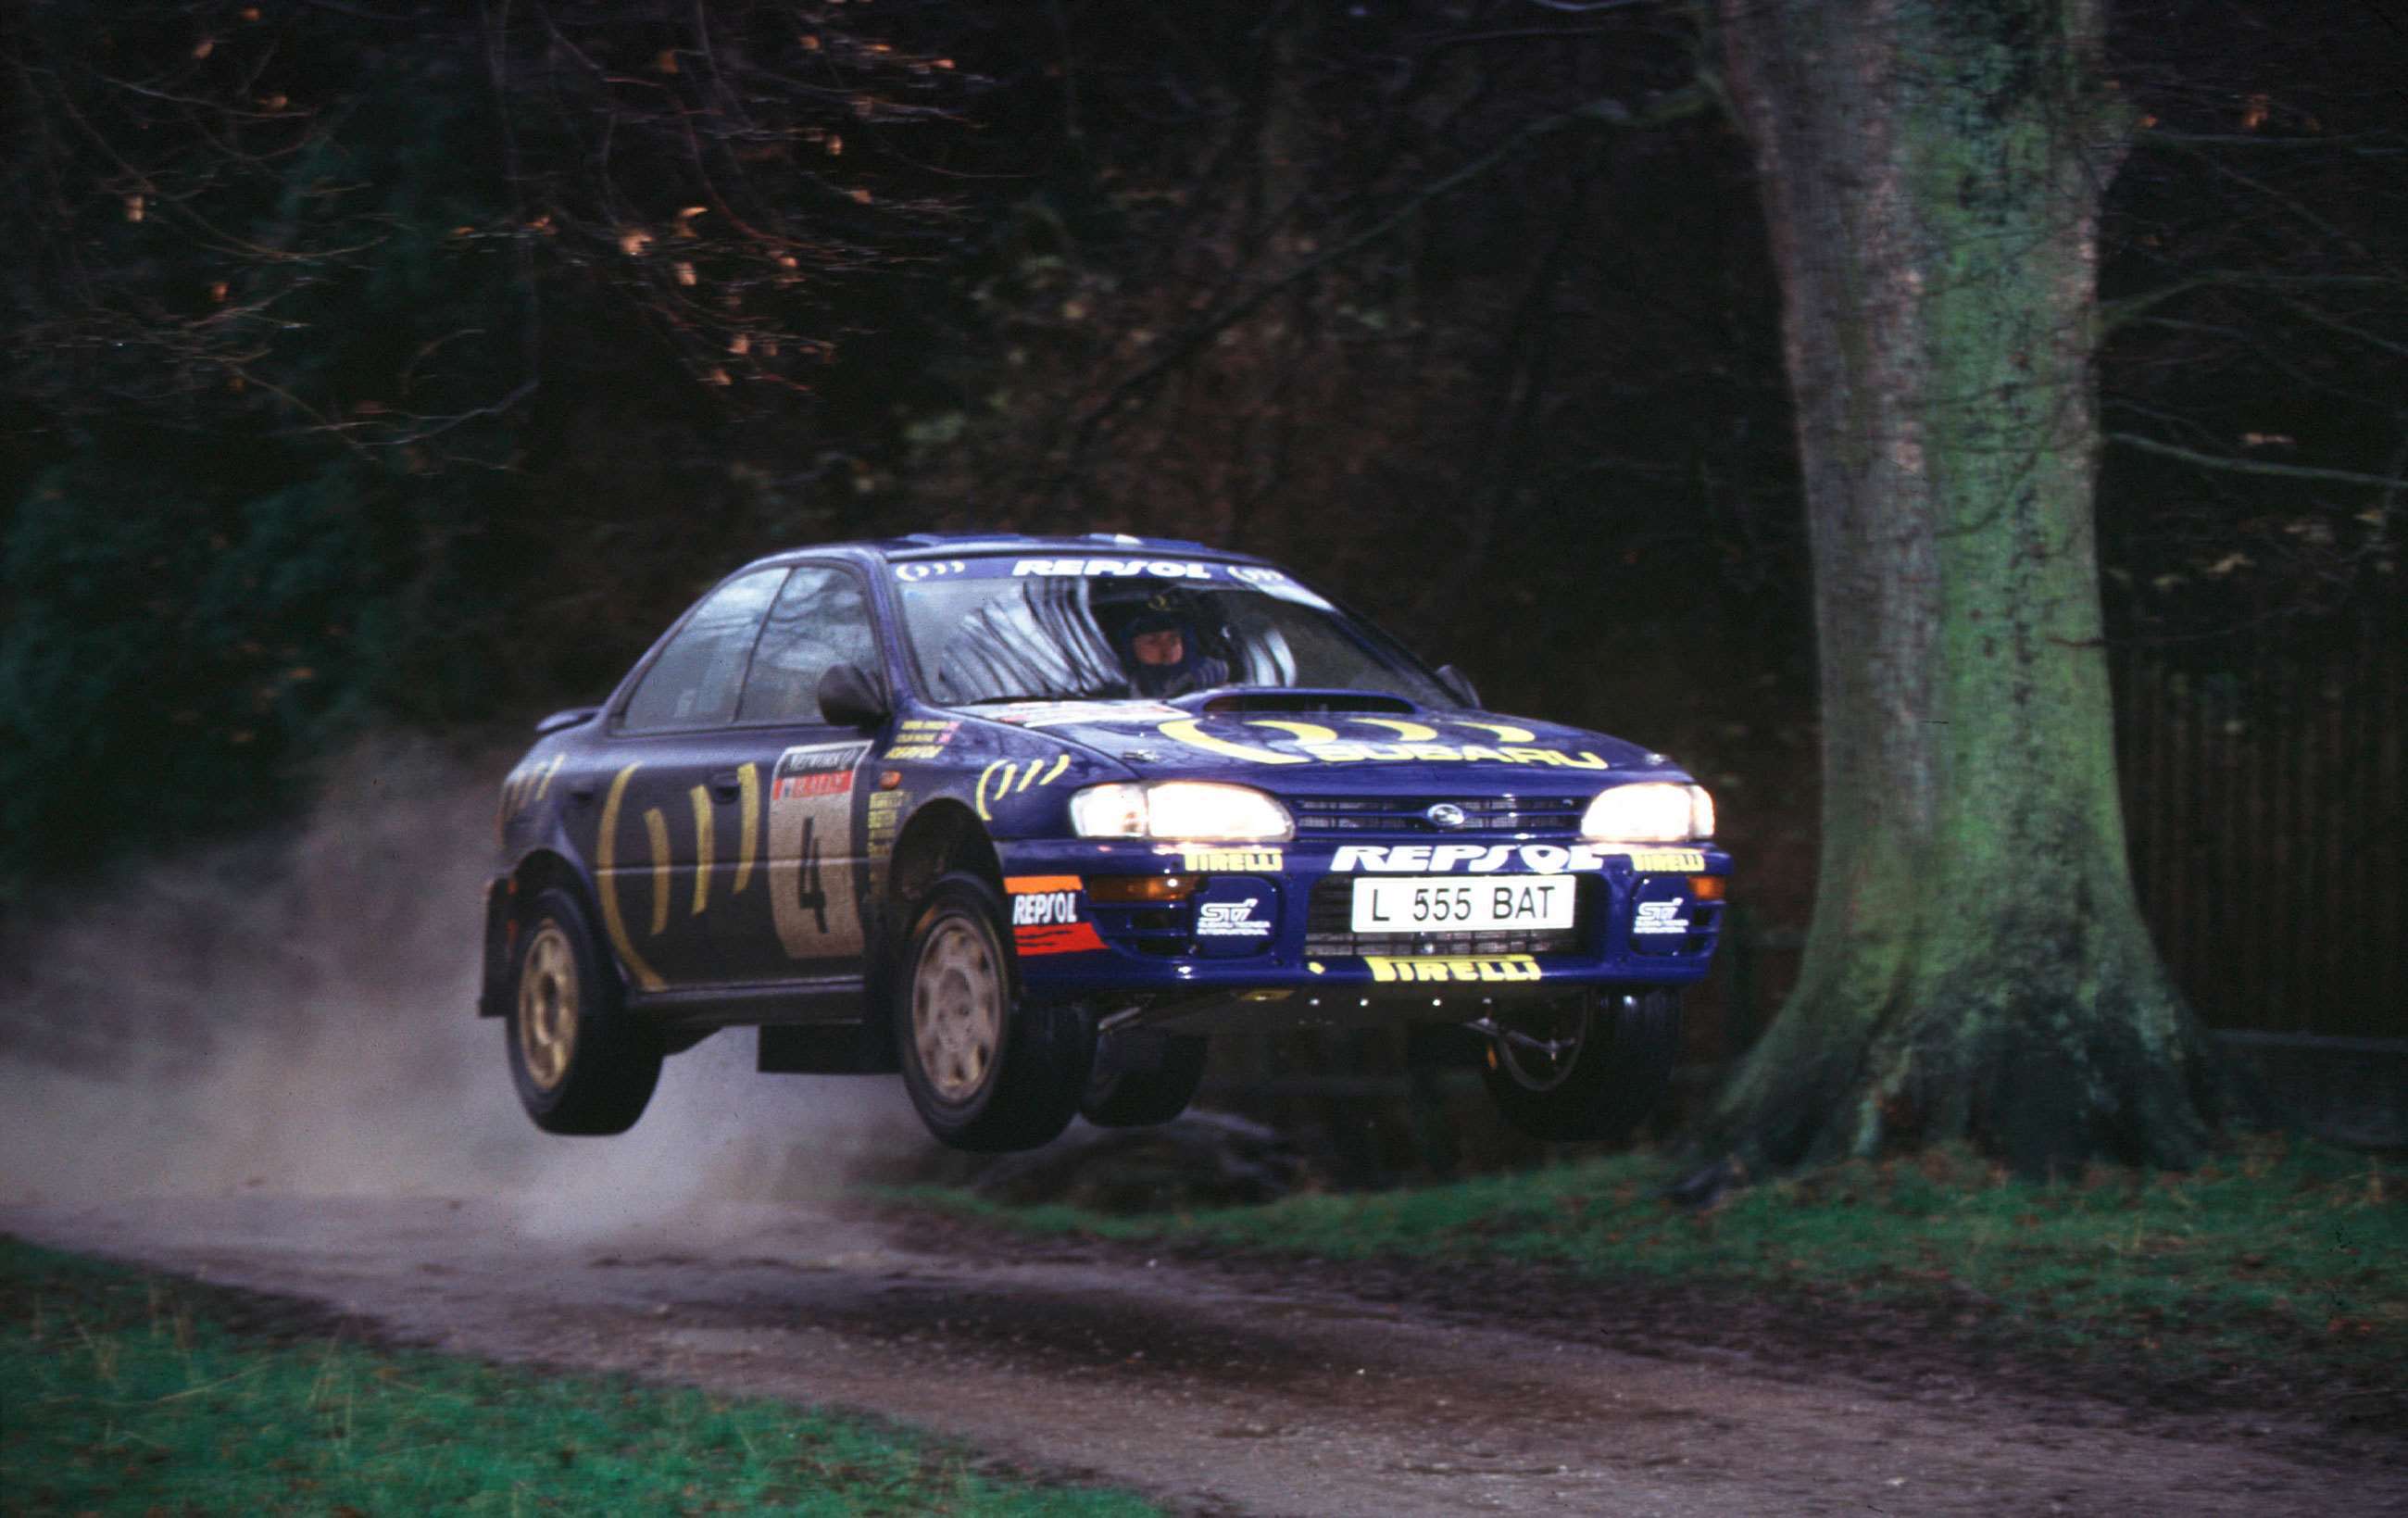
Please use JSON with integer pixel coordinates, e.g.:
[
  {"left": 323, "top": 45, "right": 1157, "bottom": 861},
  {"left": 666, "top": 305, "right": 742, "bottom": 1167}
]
[{"left": 1349, "top": 876, "right": 1577, "bottom": 934}]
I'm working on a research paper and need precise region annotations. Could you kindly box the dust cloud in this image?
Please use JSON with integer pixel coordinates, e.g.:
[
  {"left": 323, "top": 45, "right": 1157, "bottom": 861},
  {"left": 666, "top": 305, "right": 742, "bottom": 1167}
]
[{"left": 0, "top": 739, "right": 936, "bottom": 1238}]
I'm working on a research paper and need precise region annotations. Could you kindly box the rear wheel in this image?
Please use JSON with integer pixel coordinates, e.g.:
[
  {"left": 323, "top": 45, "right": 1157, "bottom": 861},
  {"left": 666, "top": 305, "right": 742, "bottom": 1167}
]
[
  {"left": 895, "top": 872, "right": 1091, "bottom": 1152},
  {"left": 507, "top": 888, "right": 663, "bottom": 1135},
  {"left": 1479, "top": 989, "right": 1678, "bottom": 1143},
  {"left": 1081, "top": 1035, "right": 1210, "bottom": 1127}
]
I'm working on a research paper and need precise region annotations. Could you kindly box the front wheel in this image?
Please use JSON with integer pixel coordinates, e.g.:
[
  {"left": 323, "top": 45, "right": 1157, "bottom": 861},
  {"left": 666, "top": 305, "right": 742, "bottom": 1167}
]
[
  {"left": 895, "top": 872, "right": 1091, "bottom": 1152},
  {"left": 1479, "top": 989, "right": 1679, "bottom": 1143},
  {"left": 507, "top": 888, "right": 664, "bottom": 1135}
]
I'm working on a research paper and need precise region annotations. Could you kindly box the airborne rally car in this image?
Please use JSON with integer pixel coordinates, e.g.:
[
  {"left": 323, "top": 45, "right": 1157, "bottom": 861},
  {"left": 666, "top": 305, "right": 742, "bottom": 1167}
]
[{"left": 480, "top": 534, "right": 1728, "bottom": 1152}]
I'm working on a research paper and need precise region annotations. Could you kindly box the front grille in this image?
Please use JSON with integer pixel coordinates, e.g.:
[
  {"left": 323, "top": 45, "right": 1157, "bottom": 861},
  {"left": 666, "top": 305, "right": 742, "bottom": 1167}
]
[
  {"left": 1304, "top": 875, "right": 1590, "bottom": 958},
  {"left": 1288, "top": 794, "right": 1585, "bottom": 836}
]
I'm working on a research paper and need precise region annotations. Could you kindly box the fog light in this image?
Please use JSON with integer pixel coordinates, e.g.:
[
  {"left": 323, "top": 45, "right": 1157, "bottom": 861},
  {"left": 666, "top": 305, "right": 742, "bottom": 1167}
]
[
  {"left": 1688, "top": 874, "right": 1726, "bottom": 900},
  {"left": 1087, "top": 874, "right": 1201, "bottom": 904}
]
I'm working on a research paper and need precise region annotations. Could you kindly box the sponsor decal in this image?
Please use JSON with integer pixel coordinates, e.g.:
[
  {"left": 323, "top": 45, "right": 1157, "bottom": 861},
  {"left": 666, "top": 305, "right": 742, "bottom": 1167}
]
[
  {"left": 1015, "top": 922, "right": 1107, "bottom": 955},
  {"left": 1622, "top": 848, "right": 1707, "bottom": 872},
  {"left": 593, "top": 764, "right": 664, "bottom": 991},
  {"left": 888, "top": 556, "right": 1331, "bottom": 606},
  {"left": 734, "top": 762, "right": 760, "bottom": 893},
  {"left": 772, "top": 745, "right": 858, "bottom": 801},
  {"left": 1142, "top": 715, "right": 1593, "bottom": 767},
  {"left": 686, "top": 785, "right": 715, "bottom": 915},
  {"left": 1363, "top": 955, "right": 1543, "bottom": 984},
  {"left": 643, "top": 808, "right": 672, "bottom": 935},
  {"left": 1196, "top": 897, "right": 1273, "bottom": 937},
  {"left": 865, "top": 787, "right": 907, "bottom": 860},
  {"left": 1633, "top": 900, "right": 1691, "bottom": 935},
  {"left": 1226, "top": 564, "right": 1335, "bottom": 609},
  {"left": 1012, "top": 558, "right": 1217, "bottom": 579},
  {"left": 884, "top": 718, "right": 962, "bottom": 760},
  {"left": 497, "top": 753, "right": 566, "bottom": 823},
  {"left": 985, "top": 700, "right": 1185, "bottom": 728},
  {"left": 769, "top": 742, "right": 872, "bottom": 960},
  {"left": 1155, "top": 718, "right": 1309, "bottom": 766},
  {"left": 1005, "top": 873, "right": 1099, "bottom": 954},
  {"left": 1330, "top": 844, "right": 1609, "bottom": 874},
  {"left": 972, "top": 752, "right": 1073, "bottom": 820},
  {"left": 1162, "top": 845, "right": 1284, "bottom": 872},
  {"left": 1295, "top": 741, "right": 1607, "bottom": 768},
  {"left": 1007, "top": 883, "right": 1083, "bottom": 927}
]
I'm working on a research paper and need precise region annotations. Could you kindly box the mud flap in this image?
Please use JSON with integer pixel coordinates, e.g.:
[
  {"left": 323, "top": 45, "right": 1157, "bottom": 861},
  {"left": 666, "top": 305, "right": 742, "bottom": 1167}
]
[{"left": 477, "top": 874, "right": 515, "bottom": 1019}]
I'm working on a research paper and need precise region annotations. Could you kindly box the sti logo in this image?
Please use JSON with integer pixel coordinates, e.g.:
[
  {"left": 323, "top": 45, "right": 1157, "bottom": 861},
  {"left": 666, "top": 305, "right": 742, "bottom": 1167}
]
[
  {"left": 1633, "top": 900, "right": 1690, "bottom": 935},
  {"left": 1196, "top": 898, "right": 1272, "bottom": 937}
]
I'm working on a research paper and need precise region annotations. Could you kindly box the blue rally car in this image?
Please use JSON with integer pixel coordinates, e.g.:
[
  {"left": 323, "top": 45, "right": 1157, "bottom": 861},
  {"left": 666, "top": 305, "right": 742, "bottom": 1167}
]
[{"left": 481, "top": 533, "right": 1728, "bottom": 1151}]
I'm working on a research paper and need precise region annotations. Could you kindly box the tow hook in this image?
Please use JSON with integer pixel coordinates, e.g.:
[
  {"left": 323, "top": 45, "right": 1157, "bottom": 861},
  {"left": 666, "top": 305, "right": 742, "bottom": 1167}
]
[{"left": 1462, "top": 1015, "right": 1574, "bottom": 1060}]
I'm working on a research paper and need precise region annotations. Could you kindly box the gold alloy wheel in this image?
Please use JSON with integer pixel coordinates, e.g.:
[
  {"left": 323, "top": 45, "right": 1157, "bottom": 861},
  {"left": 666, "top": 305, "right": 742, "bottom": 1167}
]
[
  {"left": 913, "top": 916, "right": 1003, "bottom": 1103},
  {"left": 517, "top": 920, "right": 580, "bottom": 1092}
]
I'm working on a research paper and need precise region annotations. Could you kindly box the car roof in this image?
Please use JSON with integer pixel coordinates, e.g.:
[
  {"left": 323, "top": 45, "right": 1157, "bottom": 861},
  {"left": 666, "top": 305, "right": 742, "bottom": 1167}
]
[{"left": 731, "top": 532, "right": 1278, "bottom": 574}]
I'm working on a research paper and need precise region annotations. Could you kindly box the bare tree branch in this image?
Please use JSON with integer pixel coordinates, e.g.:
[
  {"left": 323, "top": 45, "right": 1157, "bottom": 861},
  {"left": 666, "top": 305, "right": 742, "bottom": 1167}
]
[
  {"left": 1061, "top": 84, "right": 1712, "bottom": 479},
  {"left": 2108, "top": 432, "right": 2408, "bottom": 491}
]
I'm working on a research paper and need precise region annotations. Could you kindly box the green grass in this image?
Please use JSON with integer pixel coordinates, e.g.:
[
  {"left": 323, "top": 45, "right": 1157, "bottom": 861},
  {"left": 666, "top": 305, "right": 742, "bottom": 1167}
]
[
  {"left": 0, "top": 1237, "right": 1158, "bottom": 1517},
  {"left": 900, "top": 1134, "right": 2406, "bottom": 1379}
]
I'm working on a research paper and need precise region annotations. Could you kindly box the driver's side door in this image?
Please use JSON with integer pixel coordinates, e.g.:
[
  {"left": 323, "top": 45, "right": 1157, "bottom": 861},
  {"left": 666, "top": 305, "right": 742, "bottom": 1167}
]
[{"left": 709, "top": 563, "right": 885, "bottom": 985}]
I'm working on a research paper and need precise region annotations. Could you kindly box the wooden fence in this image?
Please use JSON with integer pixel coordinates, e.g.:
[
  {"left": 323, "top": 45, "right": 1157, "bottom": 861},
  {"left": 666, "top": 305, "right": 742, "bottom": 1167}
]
[{"left": 2112, "top": 614, "right": 2405, "bottom": 1041}]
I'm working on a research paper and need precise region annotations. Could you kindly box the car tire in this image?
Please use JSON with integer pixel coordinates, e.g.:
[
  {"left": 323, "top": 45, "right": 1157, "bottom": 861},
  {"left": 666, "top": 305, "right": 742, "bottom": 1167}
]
[
  {"left": 895, "top": 872, "right": 1092, "bottom": 1153},
  {"left": 1479, "top": 988, "right": 1679, "bottom": 1144},
  {"left": 507, "top": 887, "right": 665, "bottom": 1135},
  {"left": 1080, "top": 1035, "right": 1210, "bottom": 1127}
]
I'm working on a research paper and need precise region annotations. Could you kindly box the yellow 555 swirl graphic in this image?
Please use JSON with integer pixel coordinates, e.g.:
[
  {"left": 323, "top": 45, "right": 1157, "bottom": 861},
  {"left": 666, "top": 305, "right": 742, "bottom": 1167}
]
[
  {"left": 974, "top": 753, "right": 1072, "bottom": 819},
  {"left": 595, "top": 764, "right": 665, "bottom": 991},
  {"left": 1143, "top": 715, "right": 1583, "bottom": 766},
  {"left": 592, "top": 759, "right": 769, "bottom": 989}
]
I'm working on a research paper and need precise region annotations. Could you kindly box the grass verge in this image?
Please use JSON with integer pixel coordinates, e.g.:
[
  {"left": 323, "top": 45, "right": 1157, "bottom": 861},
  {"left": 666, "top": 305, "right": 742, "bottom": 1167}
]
[
  {"left": 898, "top": 1134, "right": 2404, "bottom": 1387},
  {"left": 0, "top": 1236, "right": 1157, "bottom": 1517}
]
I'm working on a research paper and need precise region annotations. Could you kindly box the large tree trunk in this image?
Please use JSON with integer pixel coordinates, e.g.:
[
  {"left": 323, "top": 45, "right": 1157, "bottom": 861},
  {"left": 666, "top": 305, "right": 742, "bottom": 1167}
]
[{"left": 1702, "top": 0, "right": 2239, "bottom": 1172}]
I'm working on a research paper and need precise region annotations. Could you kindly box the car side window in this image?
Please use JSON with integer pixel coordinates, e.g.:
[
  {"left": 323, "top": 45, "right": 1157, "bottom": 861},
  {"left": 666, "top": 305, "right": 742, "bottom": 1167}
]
[
  {"left": 620, "top": 569, "right": 788, "bottom": 732},
  {"left": 737, "top": 565, "right": 879, "bottom": 723}
]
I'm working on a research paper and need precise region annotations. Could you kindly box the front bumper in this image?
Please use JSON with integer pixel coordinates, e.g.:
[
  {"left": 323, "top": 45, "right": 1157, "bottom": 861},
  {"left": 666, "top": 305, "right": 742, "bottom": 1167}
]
[{"left": 994, "top": 835, "right": 1729, "bottom": 1017}]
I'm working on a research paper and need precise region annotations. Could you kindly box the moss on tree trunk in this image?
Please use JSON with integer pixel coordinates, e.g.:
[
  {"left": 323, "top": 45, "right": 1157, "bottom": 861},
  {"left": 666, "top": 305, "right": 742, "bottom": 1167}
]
[{"left": 1703, "top": 0, "right": 2239, "bottom": 1173}]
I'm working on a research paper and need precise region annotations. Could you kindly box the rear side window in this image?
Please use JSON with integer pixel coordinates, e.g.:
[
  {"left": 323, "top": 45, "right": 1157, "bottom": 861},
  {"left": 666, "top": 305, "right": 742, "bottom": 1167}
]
[
  {"left": 738, "top": 565, "right": 880, "bottom": 723},
  {"left": 620, "top": 569, "right": 786, "bottom": 731}
]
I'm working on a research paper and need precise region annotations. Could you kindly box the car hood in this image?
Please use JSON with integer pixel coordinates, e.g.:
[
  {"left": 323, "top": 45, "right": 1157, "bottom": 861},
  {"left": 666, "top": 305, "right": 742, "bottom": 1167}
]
[{"left": 947, "top": 696, "right": 1673, "bottom": 791}]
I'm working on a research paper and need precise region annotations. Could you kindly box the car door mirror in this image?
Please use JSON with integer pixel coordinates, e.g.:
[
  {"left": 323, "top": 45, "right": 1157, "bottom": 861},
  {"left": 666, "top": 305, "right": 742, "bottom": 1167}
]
[
  {"left": 1436, "top": 663, "right": 1481, "bottom": 709},
  {"left": 817, "top": 662, "right": 889, "bottom": 728}
]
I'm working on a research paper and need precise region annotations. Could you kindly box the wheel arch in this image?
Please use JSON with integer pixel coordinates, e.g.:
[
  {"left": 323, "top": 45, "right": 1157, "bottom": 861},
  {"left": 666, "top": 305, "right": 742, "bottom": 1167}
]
[
  {"left": 884, "top": 799, "right": 1003, "bottom": 923},
  {"left": 871, "top": 799, "right": 1007, "bottom": 1045},
  {"left": 480, "top": 848, "right": 612, "bottom": 1017}
]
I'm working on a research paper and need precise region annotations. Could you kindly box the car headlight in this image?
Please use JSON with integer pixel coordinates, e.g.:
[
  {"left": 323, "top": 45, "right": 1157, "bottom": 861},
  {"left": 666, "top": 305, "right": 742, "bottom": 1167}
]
[
  {"left": 1070, "top": 782, "right": 1295, "bottom": 842},
  {"left": 1581, "top": 782, "right": 1714, "bottom": 843}
]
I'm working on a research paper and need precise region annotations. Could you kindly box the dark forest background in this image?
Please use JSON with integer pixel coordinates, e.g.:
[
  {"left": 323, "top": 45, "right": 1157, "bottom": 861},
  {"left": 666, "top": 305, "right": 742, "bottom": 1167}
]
[{"left": 5, "top": 1, "right": 2401, "bottom": 1046}]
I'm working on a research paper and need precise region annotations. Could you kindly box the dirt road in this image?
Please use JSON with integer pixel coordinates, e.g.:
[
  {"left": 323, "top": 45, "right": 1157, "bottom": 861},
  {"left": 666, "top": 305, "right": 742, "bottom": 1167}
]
[{"left": 6, "top": 1194, "right": 2399, "bottom": 1516}]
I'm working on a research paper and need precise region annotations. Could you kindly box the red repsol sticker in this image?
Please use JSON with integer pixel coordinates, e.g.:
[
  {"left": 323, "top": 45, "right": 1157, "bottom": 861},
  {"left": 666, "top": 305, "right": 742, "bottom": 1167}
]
[
  {"left": 1015, "top": 922, "right": 1106, "bottom": 956},
  {"left": 1011, "top": 891, "right": 1079, "bottom": 927},
  {"left": 1004, "top": 874, "right": 1101, "bottom": 955}
]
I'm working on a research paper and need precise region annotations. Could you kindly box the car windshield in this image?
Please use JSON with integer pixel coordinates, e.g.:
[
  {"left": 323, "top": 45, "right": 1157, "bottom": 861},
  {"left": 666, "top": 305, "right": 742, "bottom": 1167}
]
[{"left": 891, "top": 556, "right": 1452, "bottom": 708}]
